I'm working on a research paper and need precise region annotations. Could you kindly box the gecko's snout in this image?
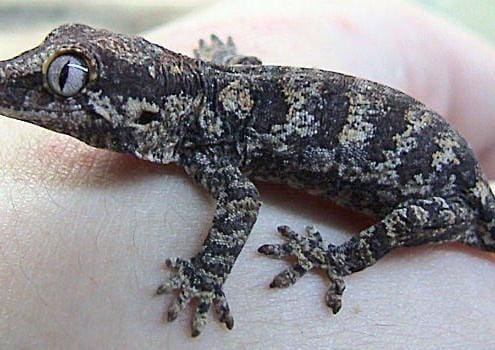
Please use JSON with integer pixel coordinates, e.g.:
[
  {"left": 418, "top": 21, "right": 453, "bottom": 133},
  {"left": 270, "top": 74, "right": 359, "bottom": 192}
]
[{"left": 0, "top": 48, "right": 90, "bottom": 136}]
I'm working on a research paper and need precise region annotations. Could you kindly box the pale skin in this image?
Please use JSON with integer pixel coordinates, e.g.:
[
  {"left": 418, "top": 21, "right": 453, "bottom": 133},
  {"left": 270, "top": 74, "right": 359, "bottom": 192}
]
[{"left": 1, "top": 0, "right": 495, "bottom": 349}]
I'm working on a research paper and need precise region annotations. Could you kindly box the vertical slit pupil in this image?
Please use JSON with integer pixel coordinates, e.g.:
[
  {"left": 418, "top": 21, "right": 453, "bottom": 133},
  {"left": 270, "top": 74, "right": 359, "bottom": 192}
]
[{"left": 58, "top": 61, "right": 70, "bottom": 92}]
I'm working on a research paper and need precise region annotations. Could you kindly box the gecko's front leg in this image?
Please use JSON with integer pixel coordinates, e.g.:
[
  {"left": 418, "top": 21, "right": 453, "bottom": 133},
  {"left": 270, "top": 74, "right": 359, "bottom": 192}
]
[{"left": 156, "top": 149, "right": 260, "bottom": 337}]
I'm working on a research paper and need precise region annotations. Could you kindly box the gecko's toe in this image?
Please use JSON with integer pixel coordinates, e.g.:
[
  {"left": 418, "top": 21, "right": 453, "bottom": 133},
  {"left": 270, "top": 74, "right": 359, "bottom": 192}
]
[
  {"left": 191, "top": 299, "right": 210, "bottom": 337},
  {"left": 156, "top": 275, "right": 181, "bottom": 295},
  {"left": 165, "top": 290, "right": 190, "bottom": 322},
  {"left": 325, "top": 276, "right": 346, "bottom": 314},
  {"left": 276, "top": 225, "right": 299, "bottom": 239},
  {"left": 269, "top": 263, "right": 312, "bottom": 288},
  {"left": 258, "top": 243, "right": 292, "bottom": 258},
  {"left": 213, "top": 290, "right": 234, "bottom": 330}
]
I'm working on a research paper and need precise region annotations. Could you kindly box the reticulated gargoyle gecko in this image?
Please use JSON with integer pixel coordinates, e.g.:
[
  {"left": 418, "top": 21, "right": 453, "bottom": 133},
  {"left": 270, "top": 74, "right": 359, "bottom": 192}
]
[{"left": 0, "top": 24, "right": 494, "bottom": 337}]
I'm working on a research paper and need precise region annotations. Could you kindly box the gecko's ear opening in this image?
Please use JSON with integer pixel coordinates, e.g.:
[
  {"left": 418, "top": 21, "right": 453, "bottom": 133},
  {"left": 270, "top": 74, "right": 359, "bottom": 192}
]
[{"left": 42, "top": 49, "right": 98, "bottom": 97}]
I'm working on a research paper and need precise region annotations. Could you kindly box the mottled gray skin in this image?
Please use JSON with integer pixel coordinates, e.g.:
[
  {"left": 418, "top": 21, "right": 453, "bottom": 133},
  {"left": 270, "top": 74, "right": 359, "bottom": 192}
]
[{"left": 1, "top": 24, "right": 494, "bottom": 337}]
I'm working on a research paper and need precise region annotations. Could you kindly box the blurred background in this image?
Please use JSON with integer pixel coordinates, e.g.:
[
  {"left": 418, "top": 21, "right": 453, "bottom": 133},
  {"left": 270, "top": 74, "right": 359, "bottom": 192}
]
[{"left": 0, "top": 0, "right": 493, "bottom": 60}]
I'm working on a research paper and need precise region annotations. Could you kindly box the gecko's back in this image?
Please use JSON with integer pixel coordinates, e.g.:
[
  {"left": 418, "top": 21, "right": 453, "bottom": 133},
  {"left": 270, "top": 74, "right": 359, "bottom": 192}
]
[{"left": 233, "top": 65, "right": 489, "bottom": 220}]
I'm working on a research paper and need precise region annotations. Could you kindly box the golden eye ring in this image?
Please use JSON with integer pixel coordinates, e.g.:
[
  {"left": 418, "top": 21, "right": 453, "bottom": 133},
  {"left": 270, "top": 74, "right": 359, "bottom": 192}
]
[{"left": 42, "top": 48, "right": 98, "bottom": 97}]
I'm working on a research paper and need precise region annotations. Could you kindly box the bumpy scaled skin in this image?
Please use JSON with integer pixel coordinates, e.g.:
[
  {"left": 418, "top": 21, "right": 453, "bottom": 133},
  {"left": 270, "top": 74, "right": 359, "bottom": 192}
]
[{"left": 1, "top": 24, "right": 494, "bottom": 336}]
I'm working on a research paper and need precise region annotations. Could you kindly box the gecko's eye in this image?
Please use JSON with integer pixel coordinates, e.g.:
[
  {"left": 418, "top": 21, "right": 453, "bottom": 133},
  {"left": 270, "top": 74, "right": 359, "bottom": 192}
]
[{"left": 46, "top": 54, "right": 89, "bottom": 97}]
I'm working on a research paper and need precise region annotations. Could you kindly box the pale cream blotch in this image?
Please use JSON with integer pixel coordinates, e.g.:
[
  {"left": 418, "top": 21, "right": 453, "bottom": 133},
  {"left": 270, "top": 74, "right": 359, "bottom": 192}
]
[
  {"left": 131, "top": 94, "right": 196, "bottom": 163},
  {"left": 431, "top": 131, "right": 461, "bottom": 171},
  {"left": 87, "top": 90, "right": 122, "bottom": 125},
  {"left": 218, "top": 80, "right": 254, "bottom": 119},
  {"left": 269, "top": 77, "right": 322, "bottom": 152},
  {"left": 198, "top": 107, "right": 223, "bottom": 138},
  {"left": 124, "top": 96, "right": 160, "bottom": 125},
  {"left": 338, "top": 84, "right": 379, "bottom": 147}
]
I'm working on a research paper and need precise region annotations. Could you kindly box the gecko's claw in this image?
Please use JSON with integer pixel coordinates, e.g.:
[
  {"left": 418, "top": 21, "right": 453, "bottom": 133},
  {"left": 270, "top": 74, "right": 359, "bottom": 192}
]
[
  {"left": 259, "top": 225, "right": 347, "bottom": 314},
  {"left": 156, "top": 256, "right": 234, "bottom": 336}
]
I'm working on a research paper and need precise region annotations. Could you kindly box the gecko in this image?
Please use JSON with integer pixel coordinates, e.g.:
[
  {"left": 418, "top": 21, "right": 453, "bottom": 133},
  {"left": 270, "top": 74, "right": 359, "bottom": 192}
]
[{"left": 0, "top": 24, "right": 494, "bottom": 337}]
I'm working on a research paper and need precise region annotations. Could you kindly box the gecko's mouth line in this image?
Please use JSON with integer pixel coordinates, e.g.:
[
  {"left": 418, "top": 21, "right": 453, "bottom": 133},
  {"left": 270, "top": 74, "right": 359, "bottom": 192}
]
[
  {"left": 0, "top": 104, "right": 83, "bottom": 115},
  {"left": 0, "top": 105, "right": 84, "bottom": 124},
  {"left": 0, "top": 83, "right": 83, "bottom": 114},
  {"left": 0, "top": 87, "right": 83, "bottom": 115}
]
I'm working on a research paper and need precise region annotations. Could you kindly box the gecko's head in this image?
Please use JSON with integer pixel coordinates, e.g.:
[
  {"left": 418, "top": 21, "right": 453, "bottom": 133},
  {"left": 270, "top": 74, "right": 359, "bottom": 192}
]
[{"left": 0, "top": 24, "right": 192, "bottom": 163}]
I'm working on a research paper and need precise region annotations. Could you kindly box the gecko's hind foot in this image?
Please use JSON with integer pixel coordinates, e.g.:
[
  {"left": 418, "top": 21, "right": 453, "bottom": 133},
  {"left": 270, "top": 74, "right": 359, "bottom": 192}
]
[
  {"left": 258, "top": 225, "right": 346, "bottom": 314},
  {"left": 156, "top": 257, "right": 233, "bottom": 337},
  {"left": 194, "top": 34, "right": 236, "bottom": 62},
  {"left": 194, "top": 34, "right": 261, "bottom": 66}
]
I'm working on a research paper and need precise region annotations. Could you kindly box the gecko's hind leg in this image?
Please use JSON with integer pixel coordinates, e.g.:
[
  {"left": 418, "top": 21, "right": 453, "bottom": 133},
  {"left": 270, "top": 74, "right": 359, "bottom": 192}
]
[
  {"left": 194, "top": 34, "right": 262, "bottom": 66},
  {"left": 259, "top": 197, "right": 476, "bottom": 313}
]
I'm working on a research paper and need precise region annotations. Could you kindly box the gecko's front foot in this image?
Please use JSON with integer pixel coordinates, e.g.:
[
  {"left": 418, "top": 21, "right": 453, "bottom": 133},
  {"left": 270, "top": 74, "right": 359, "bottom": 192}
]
[
  {"left": 258, "top": 225, "right": 347, "bottom": 314},
  {"left": 156, "top": 257, "right": 233, "bottom": 337}
]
